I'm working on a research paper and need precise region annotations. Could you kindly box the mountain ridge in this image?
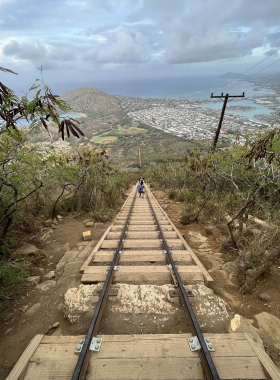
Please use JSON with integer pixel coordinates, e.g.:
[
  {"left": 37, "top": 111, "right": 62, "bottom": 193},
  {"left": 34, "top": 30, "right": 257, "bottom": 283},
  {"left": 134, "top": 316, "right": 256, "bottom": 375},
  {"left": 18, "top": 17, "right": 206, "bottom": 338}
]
[{"left": 60, "top": 86, "right": 121, "bottom": 114}]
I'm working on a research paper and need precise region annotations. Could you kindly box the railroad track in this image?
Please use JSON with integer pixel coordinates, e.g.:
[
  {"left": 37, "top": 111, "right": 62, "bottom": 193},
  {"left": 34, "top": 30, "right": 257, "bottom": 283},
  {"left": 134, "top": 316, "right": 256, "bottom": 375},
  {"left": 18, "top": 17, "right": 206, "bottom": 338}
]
[{"left": 8, "top": 185, "right": 279, "bottom": 380}]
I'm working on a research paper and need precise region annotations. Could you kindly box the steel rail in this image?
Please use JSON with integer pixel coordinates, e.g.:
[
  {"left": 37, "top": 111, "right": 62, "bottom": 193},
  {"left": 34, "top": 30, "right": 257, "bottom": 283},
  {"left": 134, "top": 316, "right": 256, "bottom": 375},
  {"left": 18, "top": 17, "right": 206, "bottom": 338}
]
[
  {"left": 71, "top": 187, "right": 137, "bottom": 380},
  {"left": 146, "top": 188, "right": 220, "bottom": 380}
]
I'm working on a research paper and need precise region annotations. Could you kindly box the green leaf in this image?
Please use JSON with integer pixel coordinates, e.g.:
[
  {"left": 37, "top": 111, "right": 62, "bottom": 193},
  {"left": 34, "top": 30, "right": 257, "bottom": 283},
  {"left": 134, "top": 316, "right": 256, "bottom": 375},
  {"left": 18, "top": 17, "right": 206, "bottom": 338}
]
[{"left": 0, "top": 67, "right": 18, "bottom": 75}]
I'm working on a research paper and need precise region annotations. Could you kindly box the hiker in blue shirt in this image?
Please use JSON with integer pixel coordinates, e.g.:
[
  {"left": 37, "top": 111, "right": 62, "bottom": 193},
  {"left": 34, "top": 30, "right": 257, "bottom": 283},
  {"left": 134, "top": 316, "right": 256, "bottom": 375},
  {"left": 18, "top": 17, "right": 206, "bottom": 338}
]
[{"left": 137, "top": 183, "right": 145, "bottom": 198}]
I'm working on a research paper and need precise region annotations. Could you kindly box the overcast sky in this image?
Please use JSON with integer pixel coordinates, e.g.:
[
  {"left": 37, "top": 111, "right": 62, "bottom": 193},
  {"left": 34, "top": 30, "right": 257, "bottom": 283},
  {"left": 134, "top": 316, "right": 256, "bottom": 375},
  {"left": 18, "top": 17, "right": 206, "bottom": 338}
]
[{"left": 1, "top": 0, "right": 280, "bottom": 94}]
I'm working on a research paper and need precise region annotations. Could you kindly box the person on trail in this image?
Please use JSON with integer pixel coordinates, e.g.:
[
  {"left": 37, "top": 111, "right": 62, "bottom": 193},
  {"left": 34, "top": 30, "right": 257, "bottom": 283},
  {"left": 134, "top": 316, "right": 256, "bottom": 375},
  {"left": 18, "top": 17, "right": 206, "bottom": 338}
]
[
  {"left": 137, "top": 183, "right": 145, "bottom": 198},
  {"left": 138, "top": 175, "right": 145, "bottom": 186}
]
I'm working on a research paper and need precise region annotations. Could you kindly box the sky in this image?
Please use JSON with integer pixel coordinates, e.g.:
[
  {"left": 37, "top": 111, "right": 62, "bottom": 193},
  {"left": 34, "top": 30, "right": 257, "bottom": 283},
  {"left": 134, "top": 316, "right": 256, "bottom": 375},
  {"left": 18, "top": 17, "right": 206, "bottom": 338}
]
[{"left": 1, "top": 0, "right": 280, "bottom": 95}]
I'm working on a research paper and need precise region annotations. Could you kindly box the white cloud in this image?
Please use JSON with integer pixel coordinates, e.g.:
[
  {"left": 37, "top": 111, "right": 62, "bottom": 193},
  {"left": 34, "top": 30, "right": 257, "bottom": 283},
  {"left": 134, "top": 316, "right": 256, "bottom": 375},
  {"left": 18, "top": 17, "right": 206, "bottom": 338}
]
[{"left": 86, "top": 31, "right": 150, "bottom": 64}]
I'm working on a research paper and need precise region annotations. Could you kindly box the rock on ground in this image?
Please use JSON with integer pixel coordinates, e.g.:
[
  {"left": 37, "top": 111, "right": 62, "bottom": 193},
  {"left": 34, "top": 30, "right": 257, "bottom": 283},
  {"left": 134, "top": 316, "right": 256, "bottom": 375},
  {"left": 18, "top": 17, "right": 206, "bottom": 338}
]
[
  {"left": 258, "top": 293, "right": 271, "bottom": 301},
  {"left": 222, "top": 261, "right": 236, "bottom": 274},
  {"left": 64, "top": 283, "right": 232, "bottom": 331},
  {"left": 254, "top": 312, "right": 280, "bottom": 365},
  {"left": 26, "top": 276, "right": 40, "bottom": 285},
  {"left": 228, "top": 314, "right": 263, "bottom": 348},
  {"left": 36, "top": 280, "right": 56, "bottom": 291},
  {"left": 25, "top": 303, "right": 41, "bottom": 317},
  {"left": 44, "top": 270, "right": 55, "bottom": 279},
  {"left": 16, "top": 243, "right": 44, "bottom": 257}
]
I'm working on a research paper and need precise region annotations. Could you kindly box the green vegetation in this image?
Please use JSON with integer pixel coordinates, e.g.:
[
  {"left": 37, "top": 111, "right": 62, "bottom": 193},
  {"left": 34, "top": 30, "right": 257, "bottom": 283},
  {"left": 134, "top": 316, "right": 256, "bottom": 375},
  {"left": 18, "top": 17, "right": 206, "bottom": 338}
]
[
  {"left": 93, "top": 136, "right": 118, "bottom": 143},
  {"left": 0, "top": 259, "right": 29, "bottom": 318},
  {"left": 0, "top": 67, "right": 135, "bottom": 318},
  {"left": 148, "top": 127, "right": 280, "bottom": 293},
  {"left": 116, "top": 127, "right": 147, "bottom": 135},
  {"left": 87, "top": 109, "right": 110, "bottom": 119}
]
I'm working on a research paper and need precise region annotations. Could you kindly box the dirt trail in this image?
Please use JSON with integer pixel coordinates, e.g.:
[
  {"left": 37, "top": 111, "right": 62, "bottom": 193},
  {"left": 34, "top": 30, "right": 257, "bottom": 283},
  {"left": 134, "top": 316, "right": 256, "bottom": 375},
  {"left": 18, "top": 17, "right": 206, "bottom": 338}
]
[{"left": 0, "top": 215, "right": 112, "bottom": 379}]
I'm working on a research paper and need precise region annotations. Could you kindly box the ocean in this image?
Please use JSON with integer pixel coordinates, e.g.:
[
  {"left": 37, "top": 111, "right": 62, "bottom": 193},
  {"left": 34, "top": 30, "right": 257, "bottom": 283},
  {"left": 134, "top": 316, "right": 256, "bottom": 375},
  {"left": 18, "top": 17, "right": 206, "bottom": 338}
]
[
  {"left": 92, "top": 75, "right": 274, "bottom": 120},
  {"left": 93, "top": 75, "right": 267, "bottom": 99}
]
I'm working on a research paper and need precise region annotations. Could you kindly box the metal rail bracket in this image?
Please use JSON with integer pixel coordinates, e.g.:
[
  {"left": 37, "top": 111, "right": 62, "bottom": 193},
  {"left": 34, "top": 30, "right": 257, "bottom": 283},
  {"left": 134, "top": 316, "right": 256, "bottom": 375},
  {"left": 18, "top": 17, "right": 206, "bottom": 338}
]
[
  {"left": 89, "top": 337, "right": 102, "bottom": 352},
  {"left": 74, "top": 339, "right": 85, "bottom": 355},
  {"left": 106, "top": 266, "right": 120, "bottom": 271},
  {"left": 166, "top": 264, "right": 178, "bottom": 270},
  {"left": 204, "top": 338, "right": 215, "bottom": 352},
  {"left": 188, "top": 336, "right": 201, "bottom": 352},
  {"left": 188, "top": 336, "right": 215, "bottom": 352}
]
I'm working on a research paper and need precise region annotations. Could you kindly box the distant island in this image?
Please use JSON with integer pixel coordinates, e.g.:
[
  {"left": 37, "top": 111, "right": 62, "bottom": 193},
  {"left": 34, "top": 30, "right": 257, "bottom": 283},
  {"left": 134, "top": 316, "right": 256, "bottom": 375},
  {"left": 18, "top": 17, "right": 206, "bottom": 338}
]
[
  {"left": 216, "top": 72, "right": 243, "bottom": 79},
  {"left": 227, "top": 105, "right": 256, "bottom": 112}
]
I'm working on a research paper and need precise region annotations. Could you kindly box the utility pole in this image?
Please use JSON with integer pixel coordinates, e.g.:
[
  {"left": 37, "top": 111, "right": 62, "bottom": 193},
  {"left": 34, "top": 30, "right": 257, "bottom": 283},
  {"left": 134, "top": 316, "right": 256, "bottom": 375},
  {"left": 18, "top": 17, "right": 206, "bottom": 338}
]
[{"left": 210, "top": 92, "right": 245, "bottom": 150}]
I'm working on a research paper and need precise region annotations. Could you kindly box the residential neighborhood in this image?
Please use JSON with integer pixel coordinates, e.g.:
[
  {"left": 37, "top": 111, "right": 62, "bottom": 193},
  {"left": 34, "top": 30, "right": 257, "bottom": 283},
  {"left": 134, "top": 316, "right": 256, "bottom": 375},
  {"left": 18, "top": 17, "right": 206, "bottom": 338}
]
[{"left": 119, "top": 96, "right": 270, "bottom": 142}]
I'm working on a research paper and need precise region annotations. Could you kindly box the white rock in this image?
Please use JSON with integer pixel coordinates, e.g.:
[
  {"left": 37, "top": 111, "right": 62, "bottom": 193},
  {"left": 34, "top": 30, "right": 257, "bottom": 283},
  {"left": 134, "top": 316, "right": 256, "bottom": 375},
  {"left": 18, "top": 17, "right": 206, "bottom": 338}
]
[
  {"left": 26, "top": 276, "right": 40, "bottom": 285},
  {"left": 229, "top": 314, "right": 263, "bottom": 348},
  {"left": 36, "top": 280, "right": 56, "bottom": 291},
  {"left": 44, "top": 270, "right": 55, "bottom": 279}
]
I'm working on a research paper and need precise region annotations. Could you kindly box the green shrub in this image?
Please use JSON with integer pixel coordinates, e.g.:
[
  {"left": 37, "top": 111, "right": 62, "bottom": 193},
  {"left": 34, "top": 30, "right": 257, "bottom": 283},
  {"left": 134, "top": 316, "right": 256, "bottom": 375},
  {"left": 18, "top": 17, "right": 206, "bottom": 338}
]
[
  {"left": 0, "top": 259, "right": 29, "bottom": 318},
  {"left": 167, "top": 189, "right": 178, "bottom": 199}
]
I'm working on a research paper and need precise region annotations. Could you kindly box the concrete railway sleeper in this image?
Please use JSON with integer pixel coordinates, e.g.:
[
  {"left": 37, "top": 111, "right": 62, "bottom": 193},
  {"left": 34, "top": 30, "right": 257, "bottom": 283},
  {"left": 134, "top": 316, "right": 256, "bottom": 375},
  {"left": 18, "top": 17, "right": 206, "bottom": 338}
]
[{"left": 8, "top": 184, "right": 280, "bottom": 380}]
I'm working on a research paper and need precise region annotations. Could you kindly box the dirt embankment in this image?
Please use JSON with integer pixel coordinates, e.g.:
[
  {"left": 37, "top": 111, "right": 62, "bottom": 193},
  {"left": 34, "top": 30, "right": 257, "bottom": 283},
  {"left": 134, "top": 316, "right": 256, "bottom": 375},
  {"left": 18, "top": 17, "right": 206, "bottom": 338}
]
[
  {"left": 0, "top": 214, "right": 112, "bottom": 379},
  {"left": 153, "top": 188, "right": 280, "bottom": 321}
]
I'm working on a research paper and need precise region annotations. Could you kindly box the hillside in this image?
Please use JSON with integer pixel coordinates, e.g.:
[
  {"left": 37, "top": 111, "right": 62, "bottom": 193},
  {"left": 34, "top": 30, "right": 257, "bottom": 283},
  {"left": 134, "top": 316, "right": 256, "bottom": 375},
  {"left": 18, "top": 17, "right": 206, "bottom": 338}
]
[
  {"left": 60, "top": 87, "right": 122, "bottom": 115},
  {"left": 30, "top": 86, "right": 208, "bottom": 168}
]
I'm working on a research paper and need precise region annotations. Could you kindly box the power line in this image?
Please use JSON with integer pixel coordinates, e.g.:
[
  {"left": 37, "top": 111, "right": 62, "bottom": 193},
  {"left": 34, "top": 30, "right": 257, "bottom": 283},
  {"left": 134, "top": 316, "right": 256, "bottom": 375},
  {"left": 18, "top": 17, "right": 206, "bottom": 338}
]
[
  {"left": 229, "top": 57, "right": 280, "bottom": 94},
  {"left": 238, "top": 57, "right": 280, "bottom": 83},
  {"left": 212, "top": 48, "right": 280, "bottom": 93}
]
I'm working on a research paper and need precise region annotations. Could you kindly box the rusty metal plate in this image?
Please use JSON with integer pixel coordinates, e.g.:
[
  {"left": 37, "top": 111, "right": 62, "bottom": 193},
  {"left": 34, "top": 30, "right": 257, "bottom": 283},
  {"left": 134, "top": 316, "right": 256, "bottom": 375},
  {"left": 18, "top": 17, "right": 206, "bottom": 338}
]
[
  {"left": 169, "top": 289, "right": 194, "bottom": 298},
  {"left": 93, "top": 288, "right": 119, "bottom": 297}
]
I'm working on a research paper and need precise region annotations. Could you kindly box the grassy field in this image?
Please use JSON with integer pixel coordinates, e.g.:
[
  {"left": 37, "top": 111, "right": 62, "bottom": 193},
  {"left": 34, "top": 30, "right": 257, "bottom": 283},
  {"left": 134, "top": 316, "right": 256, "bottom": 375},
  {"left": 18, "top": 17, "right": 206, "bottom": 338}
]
[
  {"left": 116, "top": 127, "right": 147, "bottom": 135},
  {"left": 93, "top": 136, "right": 118, "bottom": 144}
]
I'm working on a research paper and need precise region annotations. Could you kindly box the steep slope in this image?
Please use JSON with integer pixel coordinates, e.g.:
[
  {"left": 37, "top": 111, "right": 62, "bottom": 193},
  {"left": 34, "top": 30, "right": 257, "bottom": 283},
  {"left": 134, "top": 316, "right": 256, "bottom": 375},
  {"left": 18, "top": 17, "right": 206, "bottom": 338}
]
[{"left": 60, "top": 87, "right": 121, "bottom": 114}]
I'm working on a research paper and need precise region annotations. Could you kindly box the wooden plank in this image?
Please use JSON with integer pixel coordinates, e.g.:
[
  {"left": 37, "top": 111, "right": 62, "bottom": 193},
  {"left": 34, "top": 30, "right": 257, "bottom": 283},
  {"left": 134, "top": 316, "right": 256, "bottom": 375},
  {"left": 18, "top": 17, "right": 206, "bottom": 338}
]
[
  {"left": 107, "top": 231, "right": 177, "bottom": 239},
  {"left": 213, "top": 357, "right": 266, "bottom": 379},
  {"left": 81, "top": 265, "right": 203, "bottom": 284},
  {"left": 6, "top": 334, "right": 44, "bottom": 380},
  {"left": 92, "top": 250, "right": 192, "bottom": 263},
  {"left": 23, "top": 359, "right": 77, "bottom": 380},
  {"left": 128, "top": 220, "right": 169, "bottom": 225},
  {"left": 114, "top": 220, "right": 156, "bottom": 225},
  {"left": 36, "top": 333, "right": 258, "bottom": 358},
  {"left": 41, "top": 336, "right": 85, "bottom": 344},
  {"left": 122, "top": 212, "right": 166, "bottom": 217},
  {"left": 21, "top": 334, "right": 267, "bottom": 380},
  {"left": 101, "top": 239, "right": 183, "bottom": 249},
  {"left": 123, "top": 207, "right": 162, "bottom": 211},
  {"left": 147, "top": 188, "right": 214, "bottom": 285},
  {"left": 23, "top": 358, "right": 202, "bottom": 380},
  {"left": 117, "top": 216, "right": 167, "bottom": 221},
  {"left": 128, "top": 225, "right": 173, "bottom": 231},
  {"left": 244, "top": 333, "right": 280, "bottom": 380},
  {"left": 87, "top": 358, "right": 203, "bottom": 380},
  {"left": 25, "top": 356, "right": 264, "bottom": 380},
  {"left": 110, "top": 225, "right": 172, "bottom": 231}
]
